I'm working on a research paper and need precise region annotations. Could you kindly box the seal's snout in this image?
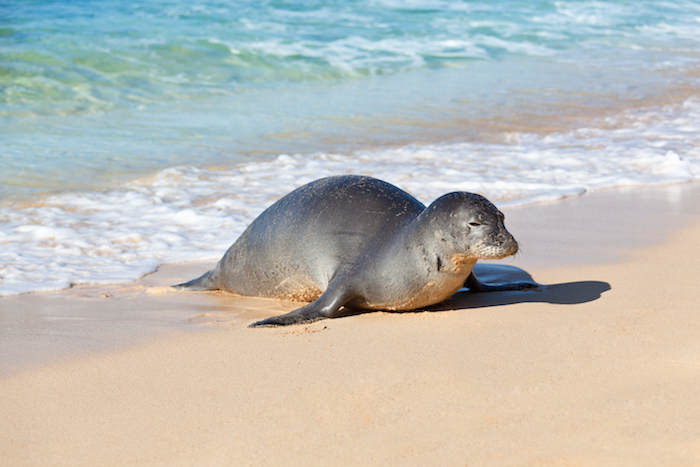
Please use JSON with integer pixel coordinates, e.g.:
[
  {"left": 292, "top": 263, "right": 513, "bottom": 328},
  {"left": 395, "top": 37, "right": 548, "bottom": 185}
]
[
  {"left": 497, "top": 229, "right": 519, "bottom": 255},
  {"left": 474, "top": 227, "right": 518, "bottom": 260},
  {"left": 501, "top": 236, "right": 519, "bottom": 257},
  {"left": 499, "top": 225, "right": 520, "bottom": 253}
]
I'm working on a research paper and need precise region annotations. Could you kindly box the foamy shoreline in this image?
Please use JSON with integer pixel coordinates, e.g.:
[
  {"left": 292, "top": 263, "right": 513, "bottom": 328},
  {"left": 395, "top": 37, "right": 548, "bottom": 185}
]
[
  {"left": 2, "top": 182, "right": 700, "bottom": 465},
  {"left": 3, "top": 95, "right": 700, "bottom": 298}
]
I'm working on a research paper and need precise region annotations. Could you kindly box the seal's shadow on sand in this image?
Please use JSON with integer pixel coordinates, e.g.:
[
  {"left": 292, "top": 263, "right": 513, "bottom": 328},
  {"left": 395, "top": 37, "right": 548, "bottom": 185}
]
[{"left": 337, "top": 264, "right": 611, "bottom": 318}]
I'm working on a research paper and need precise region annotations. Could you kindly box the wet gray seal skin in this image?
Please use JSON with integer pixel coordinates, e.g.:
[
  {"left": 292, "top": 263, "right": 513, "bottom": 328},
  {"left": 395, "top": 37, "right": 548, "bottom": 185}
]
[{"left": 175, "top": 175, "right": 536, "bottom": 327}]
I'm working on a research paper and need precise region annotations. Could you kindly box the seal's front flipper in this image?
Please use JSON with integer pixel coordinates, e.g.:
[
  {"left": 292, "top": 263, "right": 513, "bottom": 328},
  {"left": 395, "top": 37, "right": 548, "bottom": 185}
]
[
  {"left": 464, "top": 271, "right": 538, "bottom": 293},
  {"left": 250, "top": 286, "right": 353, "bottom": 328},
  {"left": 249, "top": 302, "right": 330, "bottom": 327}
]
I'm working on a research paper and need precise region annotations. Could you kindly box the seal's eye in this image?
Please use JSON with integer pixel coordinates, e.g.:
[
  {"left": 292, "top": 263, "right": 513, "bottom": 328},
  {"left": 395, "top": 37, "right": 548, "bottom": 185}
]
[{"left": 468, "top": 222, "right": 481, "bottom": 227}]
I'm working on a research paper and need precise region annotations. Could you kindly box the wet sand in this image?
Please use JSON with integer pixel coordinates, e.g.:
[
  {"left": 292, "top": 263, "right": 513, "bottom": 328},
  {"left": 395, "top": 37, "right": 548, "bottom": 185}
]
[{"left": 1, "top": 182, "right": 700, "bottom": 466}]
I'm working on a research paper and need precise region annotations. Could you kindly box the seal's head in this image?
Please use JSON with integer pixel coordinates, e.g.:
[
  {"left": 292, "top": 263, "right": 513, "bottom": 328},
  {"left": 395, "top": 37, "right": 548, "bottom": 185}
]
[{"left": 426, "top": 192, "right": 519, "bottom": 260}]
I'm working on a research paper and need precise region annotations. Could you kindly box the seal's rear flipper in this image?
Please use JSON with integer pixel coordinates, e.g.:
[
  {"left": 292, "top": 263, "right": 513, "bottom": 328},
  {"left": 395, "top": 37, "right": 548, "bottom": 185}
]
[
  {"left": 172, "top": 270, "right": 218, "bottom": 291},
  {"left": 465, "top": 271, "right": 538, "bottom": 293}
]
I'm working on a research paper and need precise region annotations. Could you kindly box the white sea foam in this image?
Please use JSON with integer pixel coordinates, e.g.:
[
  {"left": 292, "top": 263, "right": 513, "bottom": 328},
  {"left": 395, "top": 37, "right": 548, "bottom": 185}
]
[{"left": 2, "top": 99, "right": 700, "bottom": 296}]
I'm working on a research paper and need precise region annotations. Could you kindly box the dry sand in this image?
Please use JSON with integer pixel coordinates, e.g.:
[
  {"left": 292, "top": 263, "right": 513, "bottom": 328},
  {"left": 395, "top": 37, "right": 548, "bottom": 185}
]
[{"left": 2, "top": 182, "right": 700, "bottom": 466}]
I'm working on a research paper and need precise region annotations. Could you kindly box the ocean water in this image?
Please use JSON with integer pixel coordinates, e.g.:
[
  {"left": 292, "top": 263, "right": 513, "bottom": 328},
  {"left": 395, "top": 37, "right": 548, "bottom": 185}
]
[{"left": 2, "top": 0, "right": 700, "bottom": 296}]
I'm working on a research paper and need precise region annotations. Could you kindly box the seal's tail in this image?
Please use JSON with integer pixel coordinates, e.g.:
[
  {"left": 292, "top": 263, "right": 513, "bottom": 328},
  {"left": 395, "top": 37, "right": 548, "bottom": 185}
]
[
  {"left": 146, "top": 270, "right": 218, "bottom": 295},
  {"left": 173, "top": 270, "right": 218, "bottom": 291}
]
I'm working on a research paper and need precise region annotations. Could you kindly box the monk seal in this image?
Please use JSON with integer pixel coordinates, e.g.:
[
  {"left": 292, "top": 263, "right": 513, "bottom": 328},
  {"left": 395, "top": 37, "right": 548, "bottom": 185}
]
[{"left": 175, "top": 175, "right": 536, "bottom": 326}]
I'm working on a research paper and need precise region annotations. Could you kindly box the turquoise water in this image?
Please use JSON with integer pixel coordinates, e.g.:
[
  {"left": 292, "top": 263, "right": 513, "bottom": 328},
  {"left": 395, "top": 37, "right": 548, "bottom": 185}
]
[
  {"left": 2, "top": 0, "right": 700, "bottom": 295},
  {"left": 3, "top": 0, "right": 699, "bottom": 200}
]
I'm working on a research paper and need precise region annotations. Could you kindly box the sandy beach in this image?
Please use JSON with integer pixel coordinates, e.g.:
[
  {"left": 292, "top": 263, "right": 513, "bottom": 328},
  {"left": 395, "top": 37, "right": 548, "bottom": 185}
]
[{"left": 2, "top": 182, "right": 700, "bottom": 466}]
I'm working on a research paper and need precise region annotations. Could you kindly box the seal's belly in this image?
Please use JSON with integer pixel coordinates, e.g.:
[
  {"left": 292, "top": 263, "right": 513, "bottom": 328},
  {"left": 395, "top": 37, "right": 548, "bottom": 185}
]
[
  {"left": 381, "top": 283, "right": 463, "bottom": 311},
  {"left": 352, "top": 259, "right": 476, "bottom": 311},
  {"left": 271, "top": 276, "right": 324, "bottom": 302},
  {"left": 239, "top": 271, "right": 324, "bottom": 303}
]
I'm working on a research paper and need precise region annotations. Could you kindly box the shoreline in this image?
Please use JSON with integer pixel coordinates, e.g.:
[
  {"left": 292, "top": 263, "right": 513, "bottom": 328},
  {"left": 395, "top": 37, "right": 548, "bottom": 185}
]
[
  {"left": 1, "top": 181, "right": 699, "bottom": 465},
  {"left": 4, "top": 89, "right": 700, "bottom": 298},
  {"left": 1, "top": 181, "right": 699, "bottom": 378}
]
